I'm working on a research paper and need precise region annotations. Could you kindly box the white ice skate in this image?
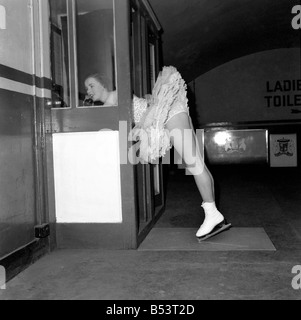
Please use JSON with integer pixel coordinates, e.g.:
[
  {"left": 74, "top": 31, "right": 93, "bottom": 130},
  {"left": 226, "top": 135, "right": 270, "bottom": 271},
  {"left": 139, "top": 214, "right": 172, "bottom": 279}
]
[{"left": 196, "top": 202, "right": 232, "bottom": 242}]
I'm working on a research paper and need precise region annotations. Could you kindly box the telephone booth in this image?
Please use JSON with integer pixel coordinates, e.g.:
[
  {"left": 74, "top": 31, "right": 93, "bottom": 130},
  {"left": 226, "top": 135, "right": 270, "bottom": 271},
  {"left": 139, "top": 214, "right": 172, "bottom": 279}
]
[{"left": 46, "top": 0, "right": 165, "bottom": 249}]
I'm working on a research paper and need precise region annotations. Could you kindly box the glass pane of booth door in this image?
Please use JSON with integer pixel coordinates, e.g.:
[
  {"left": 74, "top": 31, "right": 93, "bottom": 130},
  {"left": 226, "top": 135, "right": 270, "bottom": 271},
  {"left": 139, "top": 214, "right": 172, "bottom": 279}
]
[{"left": 76, "top": 0, "right": 117, "bottom": 108}]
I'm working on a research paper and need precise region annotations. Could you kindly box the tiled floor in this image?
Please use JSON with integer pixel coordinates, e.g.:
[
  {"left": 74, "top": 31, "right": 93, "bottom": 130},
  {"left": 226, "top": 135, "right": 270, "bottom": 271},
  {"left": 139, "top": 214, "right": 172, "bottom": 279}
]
[{"left": 1, "top": 165, "right": 301, "bottom": 300}]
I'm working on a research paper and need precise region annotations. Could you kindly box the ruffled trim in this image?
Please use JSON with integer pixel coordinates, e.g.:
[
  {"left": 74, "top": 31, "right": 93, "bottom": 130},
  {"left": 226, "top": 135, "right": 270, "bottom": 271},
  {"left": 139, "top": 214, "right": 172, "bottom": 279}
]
[
  {"left": 132, "top": 96, "right": 148, "bottom": 124},
  {"left": 131, "top": 66, "right": 188, "bottom": 162}
]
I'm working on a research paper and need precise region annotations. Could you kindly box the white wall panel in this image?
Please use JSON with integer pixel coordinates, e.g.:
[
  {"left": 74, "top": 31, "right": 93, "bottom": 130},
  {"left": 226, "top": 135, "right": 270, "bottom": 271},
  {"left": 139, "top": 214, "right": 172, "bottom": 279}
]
[{"left": 53, "top": 131, "right": 122, "bottom": 223}]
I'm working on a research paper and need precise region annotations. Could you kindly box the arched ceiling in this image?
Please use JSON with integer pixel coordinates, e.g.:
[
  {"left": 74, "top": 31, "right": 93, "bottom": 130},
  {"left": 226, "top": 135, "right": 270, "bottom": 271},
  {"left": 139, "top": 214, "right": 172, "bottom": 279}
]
[{"left": 149, "top": 0, "right": 300, "bottom": 82}]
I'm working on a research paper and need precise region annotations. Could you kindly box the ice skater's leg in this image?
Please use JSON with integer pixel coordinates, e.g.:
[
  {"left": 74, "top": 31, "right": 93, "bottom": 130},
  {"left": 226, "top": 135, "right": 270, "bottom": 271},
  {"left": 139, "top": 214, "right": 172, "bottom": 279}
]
[
  {"left": 165, "top": 113, "right": 231, "bottom": 239},
  {"left": 165, "top": 113, "right": 214, "bottom": 202}
]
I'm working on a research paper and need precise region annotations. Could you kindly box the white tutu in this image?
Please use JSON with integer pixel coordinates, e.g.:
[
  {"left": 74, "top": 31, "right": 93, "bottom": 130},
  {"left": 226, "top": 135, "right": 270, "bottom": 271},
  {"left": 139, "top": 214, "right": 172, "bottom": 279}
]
[{"left": 131, "top": 66, "right": 188, "bottom": 163}]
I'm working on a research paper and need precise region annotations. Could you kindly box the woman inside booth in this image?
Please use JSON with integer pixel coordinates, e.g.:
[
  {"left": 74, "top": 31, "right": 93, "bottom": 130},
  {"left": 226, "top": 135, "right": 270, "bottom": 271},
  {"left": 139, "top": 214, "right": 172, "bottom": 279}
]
[
  {"left": 84, "top": 73, "right": 117, "bottom": 106},
  {"left": 85, "top": 67, "right": 231, "bottom": 241}
]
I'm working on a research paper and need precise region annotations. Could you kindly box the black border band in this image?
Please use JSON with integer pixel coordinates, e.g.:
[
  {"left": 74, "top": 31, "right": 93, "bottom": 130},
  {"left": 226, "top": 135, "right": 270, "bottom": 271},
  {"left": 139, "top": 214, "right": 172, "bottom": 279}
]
[{"left": 0, "top": 64, "right": 52, "bottom": 90}]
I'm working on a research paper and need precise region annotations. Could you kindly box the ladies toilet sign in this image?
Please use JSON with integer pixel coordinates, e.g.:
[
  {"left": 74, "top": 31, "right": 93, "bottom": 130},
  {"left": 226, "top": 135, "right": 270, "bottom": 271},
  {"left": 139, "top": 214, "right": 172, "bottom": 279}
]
[{"left": 270, "top": 134, "right": 297, "bottom": 167}]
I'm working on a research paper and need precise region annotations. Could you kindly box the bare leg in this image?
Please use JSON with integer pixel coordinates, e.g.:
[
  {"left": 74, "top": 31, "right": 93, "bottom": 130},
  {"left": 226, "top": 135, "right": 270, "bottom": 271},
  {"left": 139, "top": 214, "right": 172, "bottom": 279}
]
[
  {"left": 165, "top": 112, "right": 229, "bottom": 238},
  {"left": 165, "top": 112, "right": 215, "bottom": 202}
]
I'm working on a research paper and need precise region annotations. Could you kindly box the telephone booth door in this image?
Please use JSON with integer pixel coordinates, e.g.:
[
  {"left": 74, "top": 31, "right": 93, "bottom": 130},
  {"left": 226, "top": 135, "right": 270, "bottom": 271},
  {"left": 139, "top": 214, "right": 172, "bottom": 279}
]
[
  {"left": 47, "top": 0, "right": 138, "bottom": 249},
  {"left": 46, "top": 0, "right": 165, "bottom": 249},
  {"left": 130, "top": 1, "right": 165, "bottom": 245}
]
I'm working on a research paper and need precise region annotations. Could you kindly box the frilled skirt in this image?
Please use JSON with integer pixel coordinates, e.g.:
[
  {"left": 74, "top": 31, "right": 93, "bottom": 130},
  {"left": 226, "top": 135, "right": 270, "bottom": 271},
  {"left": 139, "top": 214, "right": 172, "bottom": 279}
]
[{"left": 131, "top": 66, "right": 189, "bottom": 163}]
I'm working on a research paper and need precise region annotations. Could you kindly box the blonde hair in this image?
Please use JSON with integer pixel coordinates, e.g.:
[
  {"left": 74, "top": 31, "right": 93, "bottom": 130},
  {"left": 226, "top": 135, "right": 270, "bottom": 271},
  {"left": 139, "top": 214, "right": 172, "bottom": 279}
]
[{"left": 86, "top": 73, "right": 113, "bottom": 91}]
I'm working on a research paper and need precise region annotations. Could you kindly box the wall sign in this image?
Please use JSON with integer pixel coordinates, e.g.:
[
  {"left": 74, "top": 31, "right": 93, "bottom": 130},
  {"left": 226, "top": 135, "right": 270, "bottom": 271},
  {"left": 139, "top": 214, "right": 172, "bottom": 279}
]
[
  {"left": 205, "top": 129, "right": 268, "bottom": 165},
  {"left": 265, "top": 80, "right": 301, "bottom": 112},
  {"left": 270, "top": 134, "right": 298, "bottom": 167}
]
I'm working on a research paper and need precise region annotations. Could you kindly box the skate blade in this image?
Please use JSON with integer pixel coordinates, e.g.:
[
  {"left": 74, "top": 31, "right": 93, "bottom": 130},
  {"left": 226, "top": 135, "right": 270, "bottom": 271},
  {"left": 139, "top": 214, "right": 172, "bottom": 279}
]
[{"left": 197, "top": 220, "right": 232, "bottom": 242}]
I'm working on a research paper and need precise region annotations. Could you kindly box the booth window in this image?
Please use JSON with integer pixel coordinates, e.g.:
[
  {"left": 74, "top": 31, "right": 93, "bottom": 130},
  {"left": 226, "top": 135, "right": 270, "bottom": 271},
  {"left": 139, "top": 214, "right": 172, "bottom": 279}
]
[
  {"left": 50, "top": 0, "right": 70, "bottom": 108},
  {"left": 49, "top": 0, "right": 117, "bottom": 108}
]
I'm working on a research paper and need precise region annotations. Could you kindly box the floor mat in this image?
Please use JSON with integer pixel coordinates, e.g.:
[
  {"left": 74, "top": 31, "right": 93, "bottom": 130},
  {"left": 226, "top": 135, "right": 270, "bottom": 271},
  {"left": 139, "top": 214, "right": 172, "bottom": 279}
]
[{"left": 138, "top": 227, "right": 276, "bottom": 251}]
